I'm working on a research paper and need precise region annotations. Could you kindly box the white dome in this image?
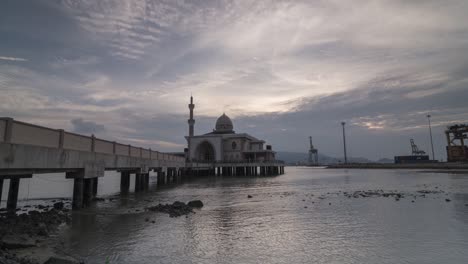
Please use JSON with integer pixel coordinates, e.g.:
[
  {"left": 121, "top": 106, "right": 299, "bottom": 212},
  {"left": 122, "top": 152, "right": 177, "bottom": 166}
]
[{"left": 215, "top": 113, "right": 234, "bottom": 133}]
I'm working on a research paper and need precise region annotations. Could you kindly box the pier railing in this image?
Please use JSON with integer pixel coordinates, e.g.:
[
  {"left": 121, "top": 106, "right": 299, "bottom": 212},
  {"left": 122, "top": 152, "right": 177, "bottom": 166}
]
[{"left": 0, "top": 117, "right": 184, "bottom": 162}]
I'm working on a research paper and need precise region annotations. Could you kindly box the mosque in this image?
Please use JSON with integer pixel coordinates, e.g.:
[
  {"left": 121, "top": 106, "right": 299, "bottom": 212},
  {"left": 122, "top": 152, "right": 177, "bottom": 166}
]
[{"left": 185, "top": 96, "right": 277, "bottom": 163}]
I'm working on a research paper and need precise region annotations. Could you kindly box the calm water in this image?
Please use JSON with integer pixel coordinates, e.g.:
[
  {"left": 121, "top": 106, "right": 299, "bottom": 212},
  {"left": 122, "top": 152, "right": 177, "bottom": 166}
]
[{"left": 2, "top": 167, "right": 468, "bottom": 263}]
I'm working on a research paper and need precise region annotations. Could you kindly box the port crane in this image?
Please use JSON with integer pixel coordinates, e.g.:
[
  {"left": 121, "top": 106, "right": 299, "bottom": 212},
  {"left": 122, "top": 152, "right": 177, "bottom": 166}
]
[
  {"left": 308, "top": 136, "right": 319, "bottom": 166},
  {"left": 410, "top": 139, "right": 426, "bottom": 155}
]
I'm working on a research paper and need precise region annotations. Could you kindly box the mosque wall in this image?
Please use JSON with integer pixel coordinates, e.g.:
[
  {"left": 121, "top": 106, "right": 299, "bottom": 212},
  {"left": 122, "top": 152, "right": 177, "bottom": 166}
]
[{"left": 189, "top": 137, "right": 223, "bottom": 161}]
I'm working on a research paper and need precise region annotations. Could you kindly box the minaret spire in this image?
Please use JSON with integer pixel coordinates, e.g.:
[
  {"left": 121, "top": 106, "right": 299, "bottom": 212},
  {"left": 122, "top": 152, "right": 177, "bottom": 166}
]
[{"left": 188, "top": 95, "right": 195, "bottom": 137}]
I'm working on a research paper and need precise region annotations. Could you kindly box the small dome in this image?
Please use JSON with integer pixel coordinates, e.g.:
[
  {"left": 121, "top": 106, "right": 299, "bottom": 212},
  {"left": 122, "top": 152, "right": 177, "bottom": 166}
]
[{"left": 215, "top": 113, "right": 234, "bottom": 133}]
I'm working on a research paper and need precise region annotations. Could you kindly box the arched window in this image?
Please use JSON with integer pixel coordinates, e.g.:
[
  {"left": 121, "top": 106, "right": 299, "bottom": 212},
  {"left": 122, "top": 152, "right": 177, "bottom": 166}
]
[{"left": 232, "top": 141, "right": 237, "bottom": 150}]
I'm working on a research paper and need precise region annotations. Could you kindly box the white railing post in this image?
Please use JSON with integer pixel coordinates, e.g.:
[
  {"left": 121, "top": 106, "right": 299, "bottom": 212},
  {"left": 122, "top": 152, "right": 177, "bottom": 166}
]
[
  {"left": 58, "top": 129, "right": 64, "bottom": 148},
  {"left": 4, "top": 117, "right": 13, "bottom": 143},
  {"left": 91, "top": 134, "right": 95, "bottom": 152}
]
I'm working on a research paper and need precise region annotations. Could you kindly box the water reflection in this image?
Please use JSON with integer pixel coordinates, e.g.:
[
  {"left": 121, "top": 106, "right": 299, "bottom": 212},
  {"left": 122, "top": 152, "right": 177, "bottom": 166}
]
[{"left": 6, "top": 168, "right": 468, "bottom": 263}]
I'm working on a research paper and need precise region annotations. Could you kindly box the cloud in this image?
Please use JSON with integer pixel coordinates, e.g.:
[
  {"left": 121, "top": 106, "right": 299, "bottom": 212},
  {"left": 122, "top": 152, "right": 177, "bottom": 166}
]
[
  {"left": 2, "top": 0, "right": 468, "bottom": 159},
  {"left": 0, "top": 56, "right": 27, "bottom": 61},
  {"left": 71, "top": 118, "right": 106, "bottom": 135}
]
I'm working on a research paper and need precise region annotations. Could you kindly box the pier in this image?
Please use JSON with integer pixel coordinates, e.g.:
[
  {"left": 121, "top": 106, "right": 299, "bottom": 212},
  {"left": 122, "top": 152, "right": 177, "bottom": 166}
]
[
  {"left": 188, "top": 161, "right": 285, "bottom": 176},
  {"left": 0, "top": 118, "right": 186, "bottom": 211},
  {"left": 0, "top": 117, "right": 285, "bottom": 212}
]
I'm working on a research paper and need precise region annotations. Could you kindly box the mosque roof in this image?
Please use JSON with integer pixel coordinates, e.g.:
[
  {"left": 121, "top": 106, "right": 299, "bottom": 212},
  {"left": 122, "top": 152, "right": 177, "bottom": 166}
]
[{"left": 213, "top": 113, "right": 234, "bottom": 134}]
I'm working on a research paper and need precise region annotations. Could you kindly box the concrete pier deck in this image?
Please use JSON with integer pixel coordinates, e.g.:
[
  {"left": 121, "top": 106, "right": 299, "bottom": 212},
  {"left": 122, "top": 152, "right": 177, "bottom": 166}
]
[{"left": 0, "top": 117, "right": 185, "bottom": 211}]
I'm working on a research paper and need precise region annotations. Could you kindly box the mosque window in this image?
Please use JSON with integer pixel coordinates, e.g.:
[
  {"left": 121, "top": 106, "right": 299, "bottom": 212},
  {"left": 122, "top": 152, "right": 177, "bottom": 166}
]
[{"left": 232, "top": 141, "right": 237, "bottom": 150}]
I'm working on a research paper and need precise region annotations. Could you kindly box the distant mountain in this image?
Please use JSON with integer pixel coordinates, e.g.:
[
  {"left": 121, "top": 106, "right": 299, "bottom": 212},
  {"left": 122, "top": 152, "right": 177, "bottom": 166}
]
[
  {"left": 376, "top": 158, "right": 394, "bottom": 164},
  {"left": 276, "top": 151, "right": 378, "bottom": 165}
]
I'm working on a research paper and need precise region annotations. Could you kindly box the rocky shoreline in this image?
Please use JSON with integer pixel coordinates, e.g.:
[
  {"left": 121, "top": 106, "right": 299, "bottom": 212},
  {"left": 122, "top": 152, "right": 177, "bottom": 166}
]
[
  {"left": 0, "top": 201, "right": 82, "bottom": 264},
  {"left": 0, "top": 199, "right": 205, "bottom": 263}
]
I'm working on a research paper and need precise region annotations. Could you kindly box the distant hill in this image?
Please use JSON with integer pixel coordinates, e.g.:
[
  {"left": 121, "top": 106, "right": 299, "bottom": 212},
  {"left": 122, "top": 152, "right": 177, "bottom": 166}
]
[
  {"left": 276, "top": 151, "right": 386, "bottom": 165},
  {"left": 376, "top": 158, "right": 394, "bottom": 164}
]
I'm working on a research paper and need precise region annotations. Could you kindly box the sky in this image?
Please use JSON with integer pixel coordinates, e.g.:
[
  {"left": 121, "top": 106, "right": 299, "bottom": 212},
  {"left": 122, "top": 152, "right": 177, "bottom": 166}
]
[{"left": 1, "top": 0, "right": 468, "bottom": 160}]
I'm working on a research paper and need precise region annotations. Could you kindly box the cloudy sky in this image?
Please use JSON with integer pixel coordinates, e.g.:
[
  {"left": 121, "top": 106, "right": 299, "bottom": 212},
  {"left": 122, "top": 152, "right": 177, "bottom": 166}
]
[{"left": 1, "top": 0, "right": 468, "bottom": 160}]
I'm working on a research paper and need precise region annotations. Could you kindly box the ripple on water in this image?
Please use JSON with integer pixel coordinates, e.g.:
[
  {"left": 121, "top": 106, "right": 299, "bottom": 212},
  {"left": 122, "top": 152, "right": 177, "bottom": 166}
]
[{"left": 19, "top": 168, "right": 468, "bottom": 264}]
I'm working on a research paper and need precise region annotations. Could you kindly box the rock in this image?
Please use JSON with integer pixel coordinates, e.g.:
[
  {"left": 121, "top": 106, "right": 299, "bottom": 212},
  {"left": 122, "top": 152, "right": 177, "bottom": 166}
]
[
  {"left": 53, "top": 202, "right": 64, "bottom": 210},
  {"left": 1, "top": 234, "right": 36, "bottom": 249},
  {"left": 172, "top": 201, "right": 186, "bottom": 208},
  {"left": 247, "top": 195, "right": 253, "bottom": 198},
  {"left": 146, "top": 201, "right": 194, "bottom": 217},
  {"left": 187, "top": 200, "right": 204, "bottom": 208},
  {"left": 37, "top": 223, "right": 49, "bottom": 236},
  {"left": 45, "top": 255, "right": 82, "bottom": 264}
]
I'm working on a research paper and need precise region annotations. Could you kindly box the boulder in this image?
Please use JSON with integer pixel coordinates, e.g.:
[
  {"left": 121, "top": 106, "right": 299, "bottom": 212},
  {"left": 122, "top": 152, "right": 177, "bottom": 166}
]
[
  {"left": 53, "top": 202, "right": 64, "bottom": 210},
  {"left": 187, "top": 200, "right": 204, "bottom": 208}
]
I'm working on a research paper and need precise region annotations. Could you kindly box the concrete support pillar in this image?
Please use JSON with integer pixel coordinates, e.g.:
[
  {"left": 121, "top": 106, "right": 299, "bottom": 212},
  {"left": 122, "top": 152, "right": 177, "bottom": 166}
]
[
  {"left": 145, "top": 173, "right": 150, "bottom": 189},
  {"left": 0, "top": 178, "right": 3, "bottom": 208},
  {"left": 135, "top": 173, "right": 143, "bottom": 192},
  {"left": 156, "top": 171, "right": 162, "bottom": 185},
  {"left": 162, "top": 171, "right": 167, "bottom": 184},
  {"left": 83, "top": 178, "right": 94, "bottom": 206},
  {"left": 72, "top": 178, "right": 84, "bottom": 210},
  {"left": 93, "top": 177, "right": 98, "bottom": 197},
  {"left": 7, "top": 178, "right": 20, "bottom": 212},
  {"left": 120, "top": 171, "right": 130, "bottom": 194}
]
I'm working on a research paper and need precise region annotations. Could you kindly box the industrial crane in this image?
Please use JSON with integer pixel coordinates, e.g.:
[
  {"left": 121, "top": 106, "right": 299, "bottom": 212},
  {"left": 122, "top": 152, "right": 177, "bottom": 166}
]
[
  {"left": 308, "top": 136, "right": 319, "bottom": 166},
  {"left": 410, "top": 139, "right": 426, "bottom": 155}
]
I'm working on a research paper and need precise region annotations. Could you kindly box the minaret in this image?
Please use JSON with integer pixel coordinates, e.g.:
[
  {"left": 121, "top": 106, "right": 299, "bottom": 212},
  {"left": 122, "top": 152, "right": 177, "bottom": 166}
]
[{"left": 188, "top": 95, "right": 195, "bottom": 136}]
